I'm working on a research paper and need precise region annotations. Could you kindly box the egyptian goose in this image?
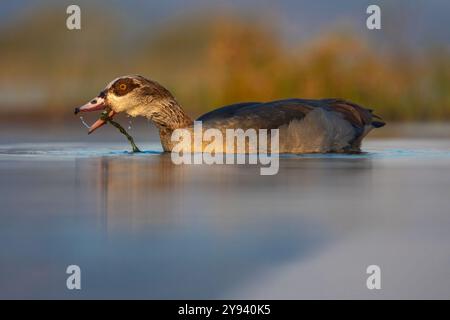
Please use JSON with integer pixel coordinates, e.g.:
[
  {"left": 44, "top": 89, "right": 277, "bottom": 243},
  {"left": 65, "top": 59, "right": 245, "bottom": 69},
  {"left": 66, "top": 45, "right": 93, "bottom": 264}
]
[{"left": 74, "top": 75, "right": 385, "bottom": 153}]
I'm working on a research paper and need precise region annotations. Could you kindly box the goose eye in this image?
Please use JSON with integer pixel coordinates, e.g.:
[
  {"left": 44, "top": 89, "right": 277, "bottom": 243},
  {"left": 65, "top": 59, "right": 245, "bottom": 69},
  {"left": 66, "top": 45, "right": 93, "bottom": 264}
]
[{"left": 119, "top": 83, "right": 127, "bottom": 91}]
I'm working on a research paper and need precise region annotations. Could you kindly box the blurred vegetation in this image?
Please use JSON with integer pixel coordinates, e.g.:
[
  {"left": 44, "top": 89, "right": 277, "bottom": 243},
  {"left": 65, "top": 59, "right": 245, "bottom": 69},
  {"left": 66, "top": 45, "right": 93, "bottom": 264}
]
[{"left": 0, "top": 8, "right": 449, "bottom": 122}]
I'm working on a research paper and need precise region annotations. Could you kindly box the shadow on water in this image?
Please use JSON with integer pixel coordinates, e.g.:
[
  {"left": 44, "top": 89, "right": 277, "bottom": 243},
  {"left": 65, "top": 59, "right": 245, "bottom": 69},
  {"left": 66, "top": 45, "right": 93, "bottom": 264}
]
[
  {"left": 52, "top": 150, "right": 378, "bottom": 298},
  {"left": 2, "top": 140, "right": 450, "bottom": 298},
  {"left": 66, "top": 154, "right": 344, "bottom": 298},
  {"left": 1, "top": 145, "right": 351, "bottom": 298}
]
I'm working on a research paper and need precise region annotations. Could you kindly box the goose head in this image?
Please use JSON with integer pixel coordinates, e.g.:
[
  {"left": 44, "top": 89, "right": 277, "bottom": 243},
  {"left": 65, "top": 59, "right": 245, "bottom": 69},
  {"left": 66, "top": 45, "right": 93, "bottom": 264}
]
[{"left": 75, "top": 75, "right": 190, "bottom": 134}]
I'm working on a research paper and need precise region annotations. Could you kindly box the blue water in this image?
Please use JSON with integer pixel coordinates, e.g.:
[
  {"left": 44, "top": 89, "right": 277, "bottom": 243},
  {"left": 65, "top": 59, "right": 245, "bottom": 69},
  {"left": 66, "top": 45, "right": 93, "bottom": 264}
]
[
  {"left": 1, "top": 140, "right": 450, "bottom": 160},
  {"left": 1, "top": 139, "right": 450, "bottom": 299}
]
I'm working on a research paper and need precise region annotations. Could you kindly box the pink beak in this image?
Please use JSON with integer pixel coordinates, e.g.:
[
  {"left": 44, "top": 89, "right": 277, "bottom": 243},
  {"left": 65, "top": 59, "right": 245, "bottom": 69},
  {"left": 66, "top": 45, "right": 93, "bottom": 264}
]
[
  {"left": 74, "top": 96, "right": 116, "bottom": 134},
  {"left": 88, "top": 110, "right": 116, "bottom": 135},
  {"left": 74, "top": 96, "right": 106, "bottom": 114}
]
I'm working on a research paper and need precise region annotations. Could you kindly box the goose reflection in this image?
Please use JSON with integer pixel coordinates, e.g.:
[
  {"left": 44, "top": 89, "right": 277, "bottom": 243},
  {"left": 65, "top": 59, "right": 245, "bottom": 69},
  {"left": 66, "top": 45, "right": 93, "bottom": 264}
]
[{"left": 74, "top": 153, "right": 373, "bottom": 233}]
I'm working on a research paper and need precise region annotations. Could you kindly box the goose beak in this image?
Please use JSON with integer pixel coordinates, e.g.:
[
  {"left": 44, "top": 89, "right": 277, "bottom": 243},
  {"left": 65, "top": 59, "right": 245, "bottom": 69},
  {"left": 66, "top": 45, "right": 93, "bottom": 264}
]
[
  {"left": 74, "top": 96, "right": 106, "bottom": 114},
  {"left": 74, "top": 95, "right": 116, "bottom": 134},
  {"left": 88, "top": 110, "right": 116, "bottom": 135}
]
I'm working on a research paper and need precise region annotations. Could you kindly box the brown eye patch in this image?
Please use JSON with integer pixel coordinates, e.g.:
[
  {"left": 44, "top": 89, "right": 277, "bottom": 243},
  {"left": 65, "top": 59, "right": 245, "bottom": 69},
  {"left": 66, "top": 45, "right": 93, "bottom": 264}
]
[{"left": 112, "top": 78, "right": 139, "bottom": 96}]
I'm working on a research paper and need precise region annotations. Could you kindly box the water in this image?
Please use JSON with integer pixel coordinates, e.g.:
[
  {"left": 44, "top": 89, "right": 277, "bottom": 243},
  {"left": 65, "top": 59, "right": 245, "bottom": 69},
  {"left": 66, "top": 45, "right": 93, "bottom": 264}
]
[
  {"left": 1, "top": 139, "right": 450, "bottom": 299},
  {"left": 127, "top": 116, "right": 133, "bottom": 131},
  {"left": 79, "top": 117, "right": 90, "bottom": 129}
]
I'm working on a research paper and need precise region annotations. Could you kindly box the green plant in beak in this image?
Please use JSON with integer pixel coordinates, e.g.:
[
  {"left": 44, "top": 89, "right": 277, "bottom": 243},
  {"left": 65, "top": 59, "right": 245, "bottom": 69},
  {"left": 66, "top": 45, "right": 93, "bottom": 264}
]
[{"left": 100, "top": 108, "right": 141, "bottom": 153}]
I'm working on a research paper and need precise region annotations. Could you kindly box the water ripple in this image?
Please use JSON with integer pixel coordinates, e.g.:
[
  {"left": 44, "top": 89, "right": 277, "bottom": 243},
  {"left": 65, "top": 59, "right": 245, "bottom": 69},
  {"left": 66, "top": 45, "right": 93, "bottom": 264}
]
[{"left": 0, "top": 141, "right": 449, "bottom": 160}]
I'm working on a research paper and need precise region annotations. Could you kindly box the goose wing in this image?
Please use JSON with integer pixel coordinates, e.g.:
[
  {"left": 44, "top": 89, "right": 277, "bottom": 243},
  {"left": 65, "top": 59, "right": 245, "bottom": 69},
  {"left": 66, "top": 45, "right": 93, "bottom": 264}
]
[
  {"left": 197, "top": 99, "right": 313, "bottom": 130},
  {"left": 197, "top": 98, "right": 385, "bottom": 135}
]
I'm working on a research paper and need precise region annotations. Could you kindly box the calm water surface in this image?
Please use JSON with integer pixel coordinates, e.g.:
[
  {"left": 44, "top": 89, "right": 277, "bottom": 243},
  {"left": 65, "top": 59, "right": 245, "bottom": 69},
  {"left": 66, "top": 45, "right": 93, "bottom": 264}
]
[{"left": 1, "top": 139, "right": 450, "bottom": 299}]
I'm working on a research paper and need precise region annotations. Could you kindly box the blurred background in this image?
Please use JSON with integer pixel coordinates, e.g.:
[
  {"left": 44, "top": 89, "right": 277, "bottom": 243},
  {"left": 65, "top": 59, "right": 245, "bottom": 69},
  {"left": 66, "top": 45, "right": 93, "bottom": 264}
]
[
  {"left": 2, "top": 1, "right": 450, "bottom": 299},
  {"left": 0, "top": 0, "right": 449, "bottom": 136}
]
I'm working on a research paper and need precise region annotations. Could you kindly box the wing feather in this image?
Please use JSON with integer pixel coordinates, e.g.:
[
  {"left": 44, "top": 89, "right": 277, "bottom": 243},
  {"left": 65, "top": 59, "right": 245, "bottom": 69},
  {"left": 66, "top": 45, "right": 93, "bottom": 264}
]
[{"left": 196, "top": 98, "right": 385, "bottom": 136}]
